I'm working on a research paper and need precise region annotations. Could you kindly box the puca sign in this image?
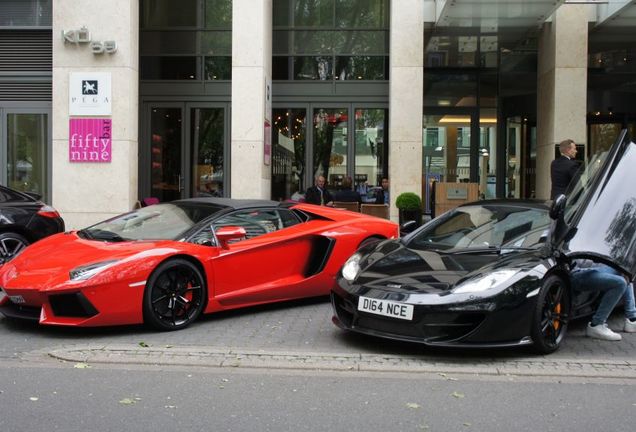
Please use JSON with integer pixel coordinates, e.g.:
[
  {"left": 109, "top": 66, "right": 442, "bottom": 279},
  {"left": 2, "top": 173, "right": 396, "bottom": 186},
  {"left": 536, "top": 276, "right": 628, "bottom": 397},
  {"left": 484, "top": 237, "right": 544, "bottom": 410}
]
[
  {"left": 69, "top": 118, "right": 112, "bottom": 163},
  {"left": 69, "top": 72, "right": 111, "bottom": 116}
]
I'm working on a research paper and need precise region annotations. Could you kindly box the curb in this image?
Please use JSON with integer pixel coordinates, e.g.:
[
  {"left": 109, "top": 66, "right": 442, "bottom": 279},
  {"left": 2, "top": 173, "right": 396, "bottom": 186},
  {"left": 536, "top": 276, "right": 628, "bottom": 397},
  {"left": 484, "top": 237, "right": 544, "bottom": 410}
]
[{"left": 45, "top": 344, "right": 636, "bottom": 379}]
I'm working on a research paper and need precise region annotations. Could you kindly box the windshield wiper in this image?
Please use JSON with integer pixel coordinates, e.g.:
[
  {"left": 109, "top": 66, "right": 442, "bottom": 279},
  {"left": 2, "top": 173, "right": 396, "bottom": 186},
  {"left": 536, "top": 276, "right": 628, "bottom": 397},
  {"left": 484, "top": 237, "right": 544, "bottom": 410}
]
[{"left": 81, "top": 229, "right": 127, "bottom": 242}]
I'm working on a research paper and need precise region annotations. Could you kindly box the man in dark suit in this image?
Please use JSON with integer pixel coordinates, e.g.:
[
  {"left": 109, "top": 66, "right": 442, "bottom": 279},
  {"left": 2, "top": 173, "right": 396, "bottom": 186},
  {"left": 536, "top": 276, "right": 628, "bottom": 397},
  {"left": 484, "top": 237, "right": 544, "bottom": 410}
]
[
  {"left": 305, "top": 175, "right": 333, "bottom": 206},
  {"left": 550, "top": 139, "right": 580, "bottom": 199}
]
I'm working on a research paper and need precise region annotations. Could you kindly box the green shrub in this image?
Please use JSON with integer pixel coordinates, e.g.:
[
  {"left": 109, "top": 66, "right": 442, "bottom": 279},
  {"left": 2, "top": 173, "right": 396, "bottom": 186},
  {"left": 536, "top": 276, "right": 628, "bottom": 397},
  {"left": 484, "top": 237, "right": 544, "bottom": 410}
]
[{"left": 395, "top": 192, "right": 422, "bottom": 211}]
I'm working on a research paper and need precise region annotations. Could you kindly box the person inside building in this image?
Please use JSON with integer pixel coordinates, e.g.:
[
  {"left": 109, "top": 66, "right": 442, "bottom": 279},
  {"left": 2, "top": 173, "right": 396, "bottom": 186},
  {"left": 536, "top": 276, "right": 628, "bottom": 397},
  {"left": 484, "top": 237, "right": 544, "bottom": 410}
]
[
  {"left": 375, "top": 177, "right": 390, "bottom": 205},
  {"left": 304, "top": 175, "right": 333, "bottom": 206},
  {"left": 550, "top": 139, "right": 581, "bottom": 199},
  {"left": 334, "top": 176, "right": 362, "bottom": 203},
  {"left": 571, "top": 260, "right": 636, "bottom": 341}
]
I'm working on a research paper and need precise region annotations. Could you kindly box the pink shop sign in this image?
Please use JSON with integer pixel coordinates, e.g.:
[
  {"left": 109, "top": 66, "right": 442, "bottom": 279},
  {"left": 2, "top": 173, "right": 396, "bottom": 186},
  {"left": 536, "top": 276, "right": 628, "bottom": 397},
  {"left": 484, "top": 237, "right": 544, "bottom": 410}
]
[{"left": 69, "top": 118, "right": 112, "bottom": 163}]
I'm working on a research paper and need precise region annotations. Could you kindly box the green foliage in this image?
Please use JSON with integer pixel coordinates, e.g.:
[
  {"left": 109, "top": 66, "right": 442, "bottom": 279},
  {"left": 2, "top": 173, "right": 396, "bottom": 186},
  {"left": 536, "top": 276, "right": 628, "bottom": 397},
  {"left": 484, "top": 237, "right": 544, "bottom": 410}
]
[{"left": 395, "top": 192, "right": 422, "bottom": 211}]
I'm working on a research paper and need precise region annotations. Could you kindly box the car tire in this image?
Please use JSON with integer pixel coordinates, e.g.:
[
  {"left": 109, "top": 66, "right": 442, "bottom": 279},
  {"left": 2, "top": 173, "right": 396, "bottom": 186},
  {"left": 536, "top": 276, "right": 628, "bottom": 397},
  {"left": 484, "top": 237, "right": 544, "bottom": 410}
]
[
  {"left": 531, "top": 275, "right": 570, "bottom": 354},
  {"left": 143, "top": 258, "right": 207, "bottom": 331},
  {"left": 0, "top": 232, "right": 30, "bottom": 264}
]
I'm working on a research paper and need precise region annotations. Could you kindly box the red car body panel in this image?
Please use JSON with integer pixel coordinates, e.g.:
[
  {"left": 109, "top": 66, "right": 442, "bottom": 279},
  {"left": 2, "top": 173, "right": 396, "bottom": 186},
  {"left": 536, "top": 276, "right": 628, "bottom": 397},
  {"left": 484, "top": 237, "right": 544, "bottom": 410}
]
[{"left": 0, "top": 203, "right": 398, "bottom": 328}]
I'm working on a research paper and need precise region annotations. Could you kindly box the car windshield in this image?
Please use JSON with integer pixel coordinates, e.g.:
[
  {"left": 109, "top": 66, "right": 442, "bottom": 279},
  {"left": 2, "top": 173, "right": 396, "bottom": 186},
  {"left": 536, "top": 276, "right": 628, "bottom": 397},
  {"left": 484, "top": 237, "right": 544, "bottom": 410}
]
[
  {"left": 406, "top": 204, "right": 551, "bottom": 251},
  {"left": 79, "top": 202, "right": 226, "bottom": 241}
]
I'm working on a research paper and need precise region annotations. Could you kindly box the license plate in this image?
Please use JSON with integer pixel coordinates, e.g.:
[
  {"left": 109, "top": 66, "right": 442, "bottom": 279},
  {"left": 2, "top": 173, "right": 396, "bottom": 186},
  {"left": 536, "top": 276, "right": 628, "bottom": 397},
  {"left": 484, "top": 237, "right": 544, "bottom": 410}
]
[
  {"left": 9, "top": 295, "right": 25, "bottom": 304},
  {"left": 357, "top": 296, "right": 413, "bottom": 320}
]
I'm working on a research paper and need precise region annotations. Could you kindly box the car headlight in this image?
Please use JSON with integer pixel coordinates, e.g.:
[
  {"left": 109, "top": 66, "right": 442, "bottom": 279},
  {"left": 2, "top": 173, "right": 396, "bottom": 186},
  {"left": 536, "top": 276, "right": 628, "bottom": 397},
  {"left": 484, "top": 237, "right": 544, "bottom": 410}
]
[
  {"left": 341, "top": 253, "right": 362, "bottom": 282},
  {"left": 69, "top": 260, "right": 118, "bottom": 281},
  {"left": 452, "top": 269, "right": 518, "bottom": 294}
]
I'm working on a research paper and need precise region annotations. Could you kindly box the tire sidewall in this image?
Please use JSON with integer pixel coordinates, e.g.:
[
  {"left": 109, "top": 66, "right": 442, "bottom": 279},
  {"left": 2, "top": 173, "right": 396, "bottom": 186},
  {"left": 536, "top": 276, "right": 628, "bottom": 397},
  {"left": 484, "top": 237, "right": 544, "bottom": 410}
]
[
  {"left": 143, "top": 258, "right": 207, "bottom": 331},
  {"left": 531, "top": 274, "right": 570, "bottom": 354}
]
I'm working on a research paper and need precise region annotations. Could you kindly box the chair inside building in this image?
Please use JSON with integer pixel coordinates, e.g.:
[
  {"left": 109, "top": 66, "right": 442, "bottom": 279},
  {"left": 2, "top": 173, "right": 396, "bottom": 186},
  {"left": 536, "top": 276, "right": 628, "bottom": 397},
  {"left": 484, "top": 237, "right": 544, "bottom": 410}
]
[
  {"left": 360, "top": 204, "right": 389, "bottom": 219},
  {"left": 332, "top": 201, "right": 360, "bottom": 212}
]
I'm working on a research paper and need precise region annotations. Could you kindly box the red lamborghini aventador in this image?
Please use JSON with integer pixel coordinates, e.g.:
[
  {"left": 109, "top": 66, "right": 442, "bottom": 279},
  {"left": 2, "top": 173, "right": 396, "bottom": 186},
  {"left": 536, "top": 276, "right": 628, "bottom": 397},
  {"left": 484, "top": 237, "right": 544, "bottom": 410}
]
[{"left": 0, "top": 198, "right": 397, "bottom": 331}]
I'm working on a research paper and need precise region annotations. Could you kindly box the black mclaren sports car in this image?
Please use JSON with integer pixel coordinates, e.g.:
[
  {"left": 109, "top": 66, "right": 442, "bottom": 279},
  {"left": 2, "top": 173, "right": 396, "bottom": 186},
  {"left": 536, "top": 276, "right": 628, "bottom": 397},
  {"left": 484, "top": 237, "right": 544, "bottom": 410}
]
[{"left": 331, "top": 131, "right": 636, "bottom": 353}]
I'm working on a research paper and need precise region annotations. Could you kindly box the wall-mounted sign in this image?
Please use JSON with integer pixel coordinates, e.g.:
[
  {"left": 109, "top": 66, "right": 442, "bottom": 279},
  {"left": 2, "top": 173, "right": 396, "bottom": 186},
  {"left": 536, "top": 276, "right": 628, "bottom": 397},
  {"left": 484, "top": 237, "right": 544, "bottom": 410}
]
[
  {"left": 69, "top": 118, "right": 112, "bottom": 163},
  {"left": 69, "top": 72, "right": 112, "bottom": 116},
  {"left": 62, "top": 27, "right": 117, "bottom": 54},
  {"left": 447, "top": 187, "right": 468, "bottom": 200}
]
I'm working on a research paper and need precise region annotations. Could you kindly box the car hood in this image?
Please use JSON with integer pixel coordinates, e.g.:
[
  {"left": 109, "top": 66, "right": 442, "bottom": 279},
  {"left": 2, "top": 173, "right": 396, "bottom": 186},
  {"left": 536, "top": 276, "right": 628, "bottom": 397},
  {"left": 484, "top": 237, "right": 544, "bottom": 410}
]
[
  {"left": 0, "top": 231, "right": 180, "bottom": 289},
  {"left": 354, "top": 239, "right": 544, "bottom": 294},
  {"left": 556, "top": 130, "right": 636, "bottom": 279}
]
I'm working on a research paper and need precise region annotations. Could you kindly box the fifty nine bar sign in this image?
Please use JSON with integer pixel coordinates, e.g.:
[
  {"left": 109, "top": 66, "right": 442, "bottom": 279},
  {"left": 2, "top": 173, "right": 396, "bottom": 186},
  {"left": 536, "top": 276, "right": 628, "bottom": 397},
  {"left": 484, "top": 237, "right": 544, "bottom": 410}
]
[{"left": 69, "top": 118, "right": 112, "bottom": 163}]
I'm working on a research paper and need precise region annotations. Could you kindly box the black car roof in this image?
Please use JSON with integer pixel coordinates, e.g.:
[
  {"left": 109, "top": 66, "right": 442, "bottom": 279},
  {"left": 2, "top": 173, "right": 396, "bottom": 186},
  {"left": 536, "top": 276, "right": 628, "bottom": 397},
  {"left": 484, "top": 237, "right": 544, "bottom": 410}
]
[{"left": 174, "top": 197, "right": 282, "bottom": 210}]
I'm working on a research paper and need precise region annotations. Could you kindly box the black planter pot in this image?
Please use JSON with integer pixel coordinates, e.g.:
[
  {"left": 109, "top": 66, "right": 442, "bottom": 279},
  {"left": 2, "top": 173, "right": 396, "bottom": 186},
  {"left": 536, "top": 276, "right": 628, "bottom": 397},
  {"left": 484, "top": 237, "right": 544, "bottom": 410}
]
[{"left": 398, "top": 208, "right": 422, "bottom": 228}]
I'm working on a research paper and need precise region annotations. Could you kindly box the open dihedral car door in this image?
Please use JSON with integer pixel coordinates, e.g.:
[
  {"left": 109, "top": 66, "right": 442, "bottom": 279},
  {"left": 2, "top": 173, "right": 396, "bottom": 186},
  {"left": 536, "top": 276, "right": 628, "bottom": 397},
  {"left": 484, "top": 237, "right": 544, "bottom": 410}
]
[{"left": 559, "top": 130, "right": 636, "bottom": 280}]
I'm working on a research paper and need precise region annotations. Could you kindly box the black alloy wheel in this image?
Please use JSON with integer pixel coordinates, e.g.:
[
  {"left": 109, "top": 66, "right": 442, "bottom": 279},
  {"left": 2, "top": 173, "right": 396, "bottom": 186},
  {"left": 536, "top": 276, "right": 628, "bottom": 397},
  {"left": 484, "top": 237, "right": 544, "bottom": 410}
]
[
  {"left": 531, "top": 275, "right": 570, "bottom": 354},
  {"left": 0, "top": 232, "right": 29, "bottom": 264},
  {"left": 143, "top": 258, "right": 207, "bottom": 331}
]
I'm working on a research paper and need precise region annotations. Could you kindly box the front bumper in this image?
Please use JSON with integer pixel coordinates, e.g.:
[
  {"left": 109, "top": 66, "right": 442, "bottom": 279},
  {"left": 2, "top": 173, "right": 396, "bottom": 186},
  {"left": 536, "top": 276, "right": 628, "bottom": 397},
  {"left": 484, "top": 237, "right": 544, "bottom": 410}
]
[{"left": 330, "top": 284, "right": 536, "bottom": 348}]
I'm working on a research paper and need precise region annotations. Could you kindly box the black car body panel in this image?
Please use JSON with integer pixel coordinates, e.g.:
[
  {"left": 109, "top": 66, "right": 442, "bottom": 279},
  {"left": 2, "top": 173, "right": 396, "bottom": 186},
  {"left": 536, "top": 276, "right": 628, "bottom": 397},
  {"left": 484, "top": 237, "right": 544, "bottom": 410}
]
[{"left": 331, "top": 132, "right": 636, "bottom": 352}]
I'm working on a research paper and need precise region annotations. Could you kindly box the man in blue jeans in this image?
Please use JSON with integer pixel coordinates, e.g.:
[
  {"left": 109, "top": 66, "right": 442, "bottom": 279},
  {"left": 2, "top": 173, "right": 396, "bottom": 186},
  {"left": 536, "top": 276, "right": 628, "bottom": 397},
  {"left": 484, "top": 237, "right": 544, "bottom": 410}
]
[{"left": 571, "top": 260, "right": 636, "bottom": 341}]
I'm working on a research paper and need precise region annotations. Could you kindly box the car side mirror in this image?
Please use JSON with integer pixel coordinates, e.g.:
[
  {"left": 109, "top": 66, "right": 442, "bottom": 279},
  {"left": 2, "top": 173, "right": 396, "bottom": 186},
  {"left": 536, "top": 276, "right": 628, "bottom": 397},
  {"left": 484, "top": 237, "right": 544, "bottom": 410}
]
[
  {"left": 549, "top": 194, "right": 567, "bottom": 220},
  {"left": 400, "top": 220, "right": 418, "bottom": 236},
  {"left": 215, "top": 226, "right": 246, "bottom": 248}
]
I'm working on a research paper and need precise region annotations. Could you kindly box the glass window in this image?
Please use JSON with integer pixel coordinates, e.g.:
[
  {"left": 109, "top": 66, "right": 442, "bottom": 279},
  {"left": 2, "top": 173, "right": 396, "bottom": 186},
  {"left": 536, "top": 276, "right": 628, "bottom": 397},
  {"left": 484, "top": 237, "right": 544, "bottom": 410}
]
[
  {"left": 424, "top": 73, "right": 477, "bottom": 107},
  {"left": 205, "top": 0, "right": 232, "bottom": 28},
  {"left": 354, "top": 109, "right": 387, "bottom": 202},
  {"left": 272, "top": 108, "right": 307, "bottom": 201},
  {"left": 7, "top": 113, "right": 48, "bottom": 198},
  {"left": 313, "top": 108, "right": 347, "bottom": 188},
  {"left": 191, "top": 108, "right": 225, "bottom": 198},
  {"left": 204, "top": 56, "right": 232, "bottom": 80},
  {"left": 335, "top": 56, "right": 387, "bottom": 80},
  {"left": 335, "top": 0, "right": 388, "bottom": 28},
  {"left": 214, "top": 209, "right": 288, "bottom": 240},
  {"left": 141, "top": 0, "right": 198, "bottom": 28},
  {"left": 150, "top": 107, "right": 183, "bottom": 202},
  {"left": 0, "top": 0, "right": 51, "bottom": 27},
  {"left": 272, "top": 0, "right": 389, "bottom": 81},
  {"left": 272, "top": 57, "right": 291, "bottom": 80},
  {"left": 141, "top": 57, "right": 199, "bottom": 80},
  {"left": 294, "top": 56, "right": 333, "bottom": 80},
  {"left": 332, "top": 31, "right": 387, "bottom": 54},
  {"left": 201, "top": 31, "right": 232, "bottom": 55},
  {"left": 479, "top": 109, "right": 497, "bottom": 200},
  {"left": 293, "top": 0, "right": 334, "bottom": 27},
  {"left": 293, "top": 31, "right": 333, "bottom": 54},
  {"left": 140, "top": 32, "right": 198, "bottom": 55}
]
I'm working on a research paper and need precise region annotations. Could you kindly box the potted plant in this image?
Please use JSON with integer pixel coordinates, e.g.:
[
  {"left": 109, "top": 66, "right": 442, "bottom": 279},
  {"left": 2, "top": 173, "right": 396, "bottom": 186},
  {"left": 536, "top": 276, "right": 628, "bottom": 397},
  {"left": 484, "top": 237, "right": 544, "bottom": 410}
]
[{"left": 395, "top": 192, "right": 423, "bottom": 230}]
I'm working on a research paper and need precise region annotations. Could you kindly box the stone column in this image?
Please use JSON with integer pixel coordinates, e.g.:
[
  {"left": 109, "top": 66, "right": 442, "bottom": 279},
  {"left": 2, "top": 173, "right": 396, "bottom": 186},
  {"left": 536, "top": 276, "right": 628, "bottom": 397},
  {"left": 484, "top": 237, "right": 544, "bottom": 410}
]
[
  {"left": 536, "top": 4, "right": 588, "bottom": 200},
  {"left": 52, "top": 0, "right": 138, "bottom": 229},
  {"left": 389, "top": 0, "right": 424, "bottom": 221},
  {"left": 231, "top": 0, "right": 272, "bottom": 199}
]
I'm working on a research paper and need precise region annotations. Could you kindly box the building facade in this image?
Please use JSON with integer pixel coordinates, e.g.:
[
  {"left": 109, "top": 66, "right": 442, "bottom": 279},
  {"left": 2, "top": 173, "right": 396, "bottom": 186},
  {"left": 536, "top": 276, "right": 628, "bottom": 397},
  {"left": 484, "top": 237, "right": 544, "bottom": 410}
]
[{"left": 1, "top": 0, "right": 636, "bottom": 228}]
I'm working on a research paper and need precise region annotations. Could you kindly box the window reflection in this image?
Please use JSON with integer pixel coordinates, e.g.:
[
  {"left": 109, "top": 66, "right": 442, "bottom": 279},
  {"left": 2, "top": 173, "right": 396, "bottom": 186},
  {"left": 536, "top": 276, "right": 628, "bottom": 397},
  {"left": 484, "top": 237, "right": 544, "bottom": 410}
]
[
  {"left": 272, "top": 109, "right": 307, "bottom": 201},
  {"left": 314, "top": 108, "right": 348, "bottom": 188},
  {"left": 354, "top": 109, "right": 387, "bottom": 201},
  {"left": 192, "top": 108, "right": 225, "bottom": 198},
  {"left": 7, "top": 114, "right": 47, "bottom": 197}
]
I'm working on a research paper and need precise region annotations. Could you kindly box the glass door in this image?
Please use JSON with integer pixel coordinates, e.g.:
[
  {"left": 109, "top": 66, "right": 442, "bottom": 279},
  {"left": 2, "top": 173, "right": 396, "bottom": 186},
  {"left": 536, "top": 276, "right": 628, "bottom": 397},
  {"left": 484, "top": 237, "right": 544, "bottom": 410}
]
[
  {"left": 422, "top": 109, "right": 478, "bottom": 214},
  {"left": 144, "top": 102, "right": 229, "bottom": 202},
  {"left": 189, "top": 106, "right": 227, "bottom": 198},
  {"left": 148, "top": 105, "right": 184, "bottom": 202},
  {"left": 0, "top": 108, "right": 50, "bottom": 200}
]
